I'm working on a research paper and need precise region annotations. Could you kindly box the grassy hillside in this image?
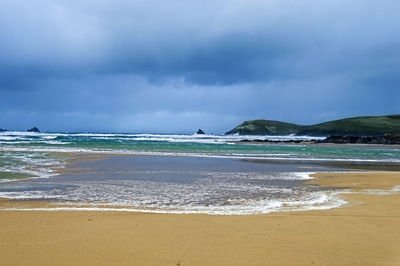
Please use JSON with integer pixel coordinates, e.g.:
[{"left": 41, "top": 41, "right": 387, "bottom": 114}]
[
  {"left": 225, "top": 120, "right": 305, "bottom": 135},
  {"left": 226, "top": 115, "right": 400, "bottom": 136}
]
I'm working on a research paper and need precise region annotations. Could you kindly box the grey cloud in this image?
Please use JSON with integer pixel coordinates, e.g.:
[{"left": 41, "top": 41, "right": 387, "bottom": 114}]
[{"left": 0, "top": 0, "right": 399, "bottom": 132}]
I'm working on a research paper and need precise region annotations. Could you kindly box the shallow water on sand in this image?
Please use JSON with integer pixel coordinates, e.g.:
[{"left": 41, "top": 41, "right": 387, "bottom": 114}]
[
  {"left": 0, "top": 132, "right": 399, "bottom": 214},
  {"left": 0, "top": 155, "right": 351, "bottom": 214}
]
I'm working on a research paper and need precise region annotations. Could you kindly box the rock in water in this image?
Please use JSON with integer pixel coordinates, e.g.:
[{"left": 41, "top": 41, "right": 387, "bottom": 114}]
[
  {"left": 196, "top": 129, "right": 205, "bottom": 134},
  {"left": 27, "top": 127, "right": 40, "bottom": 133},
  {"left": 320, "top": 134, "right": 400, "bottom": 144}
]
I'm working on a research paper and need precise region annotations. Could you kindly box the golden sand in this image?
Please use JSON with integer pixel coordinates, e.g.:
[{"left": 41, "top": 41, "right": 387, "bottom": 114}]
[{"left": 1, "top": 172, "right": 400, "bottom": 265}]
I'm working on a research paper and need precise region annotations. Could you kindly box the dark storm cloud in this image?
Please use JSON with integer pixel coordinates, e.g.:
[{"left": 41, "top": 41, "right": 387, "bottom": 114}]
[{"left": 0, "top": 0, "right": 399, "bottom": 132}]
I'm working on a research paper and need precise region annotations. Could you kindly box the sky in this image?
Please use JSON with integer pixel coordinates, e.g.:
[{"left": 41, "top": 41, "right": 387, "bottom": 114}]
[{"left": 0, "top": 0, "right": 399, "bottom": 133}]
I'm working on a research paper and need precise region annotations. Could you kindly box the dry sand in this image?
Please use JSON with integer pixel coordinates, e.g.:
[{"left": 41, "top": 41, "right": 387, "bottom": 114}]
[{"left": 1, "top": 172, "right": 400, "bottom": 265}]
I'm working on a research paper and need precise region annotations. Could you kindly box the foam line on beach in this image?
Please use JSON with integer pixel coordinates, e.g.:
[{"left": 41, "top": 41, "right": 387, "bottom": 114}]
[
  {"left": 1, "top": 146, "right": 399, "bottom": 163},
  {"left": 3, "top": 184, "right": 400, "bottom": 215},
  {"left": 0, "top": 190, "right": 346, "bottom": 215}
]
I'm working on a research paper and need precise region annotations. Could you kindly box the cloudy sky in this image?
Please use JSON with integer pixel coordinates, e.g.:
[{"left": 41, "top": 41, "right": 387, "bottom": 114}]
[{"left": 1, "top": 0, "right": 399, "bottom": 133}]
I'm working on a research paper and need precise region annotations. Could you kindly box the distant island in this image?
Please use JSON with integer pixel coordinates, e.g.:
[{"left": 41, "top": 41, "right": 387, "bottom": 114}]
[
  {"left": 27, "top": 127, "right": 40, "bottom": 133},
  {"left": 226, "top": 115, "right": 400, "bottom": 136},
  {"left": 196, "top": 129, "right": 205, "bottom": 134}
]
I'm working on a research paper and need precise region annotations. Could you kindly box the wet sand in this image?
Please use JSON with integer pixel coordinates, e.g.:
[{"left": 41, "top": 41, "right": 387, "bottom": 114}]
[{"left": 1, "top": 172, "right": 400, "bottom": 265}]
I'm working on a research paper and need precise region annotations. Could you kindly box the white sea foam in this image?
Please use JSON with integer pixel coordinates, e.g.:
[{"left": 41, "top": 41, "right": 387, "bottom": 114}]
[
  {"left": 0, "top": 131, "right": 325, "bottom": 144},
  {"left": 0, "top": 183, "right": 347, "bottom": 215},
  {"left": 1, "top": 146, "right": 399, "bottom": 163},
  {"left": 0, "top": 171, "right": 329, "bottom": 215},
  {"left": 41, "top": 141, "right": 68, "bottom": 145},
  {"left": 0, "top": 190, "right": 346, "bottom": 215},
  {"left": 0, "top": 136, "right": 21, "bottom": 141},
  {"left": 362, "top": 185, "right": 400, "bottom": 195},
  {"left": 1, "top": 131, "right": 398, "bottom": 162},
  {"left": 0, "top": 131, "right": 399, "bottom": 215},
  {"left": 90, "top": 133, "right": 325, "bottom": 144},
  {"left": 4, "top": 184, "right": 400, "bottom": 215},
  {"left": 0, "top": 152, "right": 66, "bottom": 183},
  {"left": 1, "top": 161, "right": 399, "bottom": 215}
]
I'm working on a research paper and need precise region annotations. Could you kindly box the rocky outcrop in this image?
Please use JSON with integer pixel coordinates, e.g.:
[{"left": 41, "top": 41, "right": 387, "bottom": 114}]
[
  {"left": 240, "top": 139, "right": 317, "bottom": 144},
  {"left": 238, "top": 134, "right": 400, "bottom": 145},
  {"left": 319, "top": 134, "right": 400, "bottom": 145},
  {"left": 27, "top": 127, "right": 40, "bottom": 133},
  {"left": 196, "top": 129, "right": 205, "bottom": 134}
]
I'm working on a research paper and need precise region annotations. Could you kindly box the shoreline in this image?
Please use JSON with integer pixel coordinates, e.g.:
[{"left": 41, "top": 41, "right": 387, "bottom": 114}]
[
  {"left": 2, "top": 152, "right": 400, "bottom": 214},
  {"left": 1, "top": 171, "right": 399, "bottom": 214},
  {"left": 1, "top": 172, "right": 400, "bottom": 265}
]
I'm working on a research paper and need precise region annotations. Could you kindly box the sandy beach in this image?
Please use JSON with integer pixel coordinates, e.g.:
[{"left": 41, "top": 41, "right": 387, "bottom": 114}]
[
  {"left": 2, "top": 0, "right": 399, "bottom": 263},
  {"left": 0, "top": 172, "right": 399, "bottom": 265}
]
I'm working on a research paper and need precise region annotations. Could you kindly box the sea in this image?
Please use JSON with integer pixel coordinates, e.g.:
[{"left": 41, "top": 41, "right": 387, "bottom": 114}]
[{"left": 1, "top": 131, "right": 400, "bottom": 215}]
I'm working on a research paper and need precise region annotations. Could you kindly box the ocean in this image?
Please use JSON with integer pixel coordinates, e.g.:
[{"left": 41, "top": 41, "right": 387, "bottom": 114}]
[{"left": 0, "top": 131, "right": 399, "bottom": 214}]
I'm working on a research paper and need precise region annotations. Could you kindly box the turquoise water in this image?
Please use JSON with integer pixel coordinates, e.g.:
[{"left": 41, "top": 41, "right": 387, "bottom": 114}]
[
  {"left": 0, "top": 131, "right": 399, "bottom": 214},
  {"left": 1, "top": 132, "right": 400, "bottom": 182},
  {"left": 0, "top": 131, "right": 399, "bottom": 184},
  {"left": 1, "top": 132, "right": 400, "bottom": 161}
]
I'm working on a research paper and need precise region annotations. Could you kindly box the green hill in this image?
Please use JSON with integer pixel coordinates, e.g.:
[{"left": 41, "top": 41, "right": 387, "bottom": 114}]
[
  {"left": 225, "top": 115, "right": 400, "bottom": 136},
  {"left": 225, "top": 120, "right": 306, "bottom": 135}
]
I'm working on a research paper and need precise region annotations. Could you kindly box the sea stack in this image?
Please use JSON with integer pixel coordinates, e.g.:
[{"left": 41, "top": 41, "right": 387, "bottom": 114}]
[
  {"left": 27, "top": 127, "right": 40, "bottom": 133},
  {"left": 196, "top": 129, "right": 205, "bottom": 134}
]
